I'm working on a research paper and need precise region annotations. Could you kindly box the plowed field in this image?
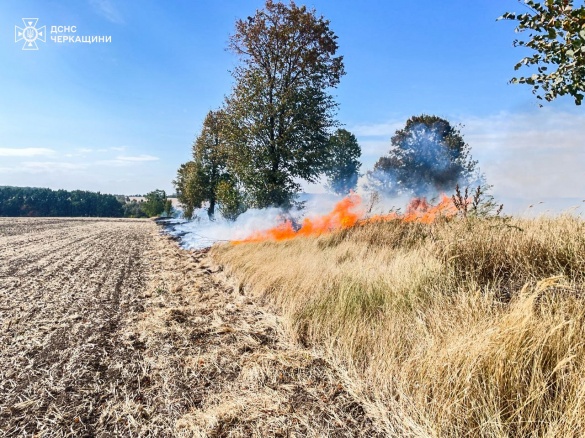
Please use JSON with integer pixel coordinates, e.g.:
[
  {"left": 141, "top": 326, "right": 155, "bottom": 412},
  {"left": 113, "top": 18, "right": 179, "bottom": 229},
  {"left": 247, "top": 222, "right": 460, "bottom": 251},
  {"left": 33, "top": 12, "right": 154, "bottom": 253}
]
[{"left": 0, "top": 218, "right": 380, "bottom": 437}]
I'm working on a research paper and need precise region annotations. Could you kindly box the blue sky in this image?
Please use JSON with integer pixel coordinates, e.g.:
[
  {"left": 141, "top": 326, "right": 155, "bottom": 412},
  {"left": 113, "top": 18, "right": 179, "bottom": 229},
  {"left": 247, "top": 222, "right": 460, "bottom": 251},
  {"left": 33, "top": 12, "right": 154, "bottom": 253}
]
[{"left": 1, "top": 0, "right": 584, "bottom": 213}]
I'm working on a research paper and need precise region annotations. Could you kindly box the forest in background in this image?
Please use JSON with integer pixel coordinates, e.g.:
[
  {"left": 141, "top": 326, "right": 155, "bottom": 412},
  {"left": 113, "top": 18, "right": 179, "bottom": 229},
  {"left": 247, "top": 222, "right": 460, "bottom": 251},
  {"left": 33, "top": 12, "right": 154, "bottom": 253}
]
[{"left": 0, "top": 186, "right": 172, "bottom": 218}]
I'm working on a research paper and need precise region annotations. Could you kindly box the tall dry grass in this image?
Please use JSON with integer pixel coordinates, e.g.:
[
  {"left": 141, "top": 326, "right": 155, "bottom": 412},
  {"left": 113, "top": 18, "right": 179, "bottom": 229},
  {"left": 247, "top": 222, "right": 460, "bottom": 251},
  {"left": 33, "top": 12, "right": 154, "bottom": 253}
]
[{"left": 211, "top": 215, "right": 585, "bottom": 436}]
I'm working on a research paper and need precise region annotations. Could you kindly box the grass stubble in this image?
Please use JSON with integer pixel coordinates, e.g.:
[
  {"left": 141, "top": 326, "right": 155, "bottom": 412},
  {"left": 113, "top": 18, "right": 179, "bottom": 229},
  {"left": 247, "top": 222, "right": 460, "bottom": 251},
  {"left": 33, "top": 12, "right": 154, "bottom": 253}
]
[
  {"left": 0, "top": 218, "right": 155, "bottom": 436},
  {"left": 212, "top": 214, "right": 585, "bottom": 437},
  {"left": 0, "top": 217, "right": 380, "bottom": 437}
]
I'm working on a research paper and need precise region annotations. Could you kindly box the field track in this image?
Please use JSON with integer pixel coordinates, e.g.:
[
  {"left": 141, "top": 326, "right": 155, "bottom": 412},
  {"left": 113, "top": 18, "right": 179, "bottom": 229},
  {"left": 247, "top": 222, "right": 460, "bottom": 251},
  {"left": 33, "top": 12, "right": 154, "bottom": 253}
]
[{"left": 0, "top": 218, "right": 380, "bottom": 437}]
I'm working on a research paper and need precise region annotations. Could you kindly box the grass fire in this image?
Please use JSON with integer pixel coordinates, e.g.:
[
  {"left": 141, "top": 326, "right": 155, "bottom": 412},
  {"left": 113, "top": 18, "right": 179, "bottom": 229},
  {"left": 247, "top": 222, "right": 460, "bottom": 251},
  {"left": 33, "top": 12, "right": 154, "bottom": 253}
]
[
  {"left": 233, "top": 193, "right": 459, "bottom": 244},
  {"left": 4, "top": 0, "right": 585, "bottom": 436}
]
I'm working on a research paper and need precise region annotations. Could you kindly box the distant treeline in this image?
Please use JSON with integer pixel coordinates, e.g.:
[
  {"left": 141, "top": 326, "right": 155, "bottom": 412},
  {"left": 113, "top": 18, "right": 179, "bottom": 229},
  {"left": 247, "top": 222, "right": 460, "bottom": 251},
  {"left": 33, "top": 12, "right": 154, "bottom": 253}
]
[
  {"left": 0, "top": 186, "right": 125, "bottom": 217},
  {"left": 0, "top": 186, "right": 175, "bottom": 218}
]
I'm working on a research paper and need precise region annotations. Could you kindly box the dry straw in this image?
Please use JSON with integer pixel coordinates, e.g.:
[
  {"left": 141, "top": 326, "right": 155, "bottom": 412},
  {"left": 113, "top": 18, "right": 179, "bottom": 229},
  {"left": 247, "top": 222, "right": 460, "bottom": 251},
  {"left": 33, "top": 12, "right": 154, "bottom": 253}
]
[{"left": 212, "top": 214, "right": 585, "bottom": 436}]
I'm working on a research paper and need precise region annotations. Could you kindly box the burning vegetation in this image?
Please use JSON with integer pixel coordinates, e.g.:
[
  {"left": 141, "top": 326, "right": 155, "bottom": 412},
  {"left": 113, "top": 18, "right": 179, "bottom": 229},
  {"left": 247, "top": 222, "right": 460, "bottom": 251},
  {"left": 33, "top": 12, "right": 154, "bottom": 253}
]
[{"left": 233, "top": 193, "right": 459, "bottom": 244}]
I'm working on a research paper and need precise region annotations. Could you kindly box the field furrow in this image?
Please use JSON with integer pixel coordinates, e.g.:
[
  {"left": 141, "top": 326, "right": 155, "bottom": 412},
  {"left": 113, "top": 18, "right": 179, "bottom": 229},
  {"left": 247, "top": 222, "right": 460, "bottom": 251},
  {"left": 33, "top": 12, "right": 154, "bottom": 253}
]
[
  {"left": 0, "top": 217, "right": 379, "bottom": 437},
  {"left": 0, "top": 218, "right": 153, "bottom": 436}
]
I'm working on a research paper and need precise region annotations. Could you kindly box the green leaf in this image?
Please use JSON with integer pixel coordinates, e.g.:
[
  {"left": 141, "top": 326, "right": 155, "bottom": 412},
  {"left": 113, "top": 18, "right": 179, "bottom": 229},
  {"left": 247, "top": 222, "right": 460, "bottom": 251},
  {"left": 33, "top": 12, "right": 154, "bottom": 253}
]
[{"left": 501, "top": 1, "right": 585, "bottom": 106}]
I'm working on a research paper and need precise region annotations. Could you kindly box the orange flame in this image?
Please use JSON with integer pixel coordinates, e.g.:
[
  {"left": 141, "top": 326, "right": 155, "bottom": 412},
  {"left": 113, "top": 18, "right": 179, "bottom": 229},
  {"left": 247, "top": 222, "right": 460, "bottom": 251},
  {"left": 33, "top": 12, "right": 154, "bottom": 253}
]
[
  {"left": 366, "top": 194, "right": 458, "bottom": 225},
  {"left": 233, "top": 194, "right": 457, "bottom": 244}
]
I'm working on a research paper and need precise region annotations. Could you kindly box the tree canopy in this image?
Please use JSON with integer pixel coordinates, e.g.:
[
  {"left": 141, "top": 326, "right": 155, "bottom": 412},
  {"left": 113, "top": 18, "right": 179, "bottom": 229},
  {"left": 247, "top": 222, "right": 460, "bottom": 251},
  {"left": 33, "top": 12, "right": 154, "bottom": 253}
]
[
  {"left": 368, "top": 115, "right": 480, "bottom": 197},
  {"left": 122, "top": 199, "right": 148, "bottom": 218},
  {"left": 192, "top": 110, "right": 231, "bottom": 219},
  {"left": 141, "top": 189, "right": 168, "bottom": 217},
  {"left": 222, "top": 0, "right": 345, "bottom": 209},
  {"left": 0, "top": 186, "right": 123, "bottom": 217},
  {"left": 173, "top": 110, "right": 242, "bottom": 219},
  {"left": 324, "top": 129, "right": 361, "bottom": 195},
  {"left": 500, "top": 0, "right": 585, "bottom": 105},
  {"left": 173, "top": 161, "right": 200, "bottom": 219}
]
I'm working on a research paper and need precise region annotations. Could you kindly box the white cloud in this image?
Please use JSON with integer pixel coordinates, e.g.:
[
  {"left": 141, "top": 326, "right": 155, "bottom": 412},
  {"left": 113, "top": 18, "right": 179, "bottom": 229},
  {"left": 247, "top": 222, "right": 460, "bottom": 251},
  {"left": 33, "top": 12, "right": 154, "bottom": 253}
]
[
  {"left": 95, "top": 154, "right": 160, "bottom": 167},
  {"left": 65, "top": 148, "right": 93, "bottom": 158},
  {"left": 23, "top": 162, "right": 88, "bottom": 172},
  {"left": 97, "top": 146, "right": 127, "bottom": 152},
  {"left": 0, "top": 148, "right": 55, "bottom": 157},
  {"left": 115, "top": 154, "right": 159, "bottom": 162},
  {"left": 96, "top": 159, "right": 132, "bottom": 167},
  {"left": 0, "top": 161, "right": 88, "bottom": 174}
]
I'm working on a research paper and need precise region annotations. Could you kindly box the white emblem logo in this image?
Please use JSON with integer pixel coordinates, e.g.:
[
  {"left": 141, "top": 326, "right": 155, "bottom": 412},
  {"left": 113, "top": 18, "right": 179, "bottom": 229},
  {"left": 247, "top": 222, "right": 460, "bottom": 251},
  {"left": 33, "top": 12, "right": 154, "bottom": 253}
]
[{"left": 15, "top": 18, "right": 46, "bottom": 50}]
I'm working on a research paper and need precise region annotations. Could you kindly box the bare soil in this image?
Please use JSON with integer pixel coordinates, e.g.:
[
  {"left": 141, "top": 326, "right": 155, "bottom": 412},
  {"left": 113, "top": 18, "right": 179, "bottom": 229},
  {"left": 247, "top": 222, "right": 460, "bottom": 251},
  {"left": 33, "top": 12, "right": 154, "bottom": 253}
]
[{"left": 0, "top": 218, "right": 382, "bottom": 437}]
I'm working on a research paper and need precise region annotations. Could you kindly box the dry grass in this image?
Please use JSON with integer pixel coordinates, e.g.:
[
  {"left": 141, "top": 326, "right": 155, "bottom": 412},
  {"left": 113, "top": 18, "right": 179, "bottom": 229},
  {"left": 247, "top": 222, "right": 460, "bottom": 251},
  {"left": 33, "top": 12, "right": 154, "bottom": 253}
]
[
  {"left": 125, "top": 235, "right": 383, "bottom": 437},
  {"left": 211, "top": 215, "right": 585, "bottom": 437}
]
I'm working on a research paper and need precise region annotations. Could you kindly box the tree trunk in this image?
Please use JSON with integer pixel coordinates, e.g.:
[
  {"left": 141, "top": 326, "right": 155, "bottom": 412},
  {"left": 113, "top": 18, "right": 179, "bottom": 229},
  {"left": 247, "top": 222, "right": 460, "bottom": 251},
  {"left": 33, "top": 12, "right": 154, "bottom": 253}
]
[{"left": 208, "top": 198, "right": 215, "bottom": 220}]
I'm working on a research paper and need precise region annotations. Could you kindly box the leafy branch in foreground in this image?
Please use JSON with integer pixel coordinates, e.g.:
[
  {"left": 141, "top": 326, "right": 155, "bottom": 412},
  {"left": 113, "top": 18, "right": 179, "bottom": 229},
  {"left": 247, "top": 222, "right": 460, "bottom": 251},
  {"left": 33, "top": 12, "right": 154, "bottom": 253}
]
[{"left": 500, "top": 0, "right": 585, "bottom": 105}]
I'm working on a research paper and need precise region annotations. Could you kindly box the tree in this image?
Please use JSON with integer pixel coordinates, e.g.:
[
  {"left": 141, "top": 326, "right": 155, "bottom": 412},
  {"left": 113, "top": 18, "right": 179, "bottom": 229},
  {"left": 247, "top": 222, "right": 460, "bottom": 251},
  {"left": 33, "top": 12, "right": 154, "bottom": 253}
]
[
  {"left": 500, "top": 1, "right": 585, "bottom": 105},
  {"left": 223, "top": 0, "right": 345, "bottom": 209},
  {"left": 122, "top": 199, "right": 147, "bottom": 218},
  {"left": 0, "top": 186, "right": 124, "bottom": 217},
  {"left": 174, "top": 110, "right": 237, "bottom": 219},
  {"left": 215, "top": 179, "right": 247, "bottom": 221},
  {"left": 142, "top": 189, "right": 167, "bottom": 217},
  {"left": 368, "top": 115, "right": 480, "bottom": 197},
  {"left": 324, "top": 129, "right": 361, "bottom": 195},
  {"left": 173, "top": 161, "right": 201, "bottom": 219},
  {"left": 163, "top": 199, "right": 173, "bottom": 217},
  {"left": 191, "top": 110, "right": 232, "bottom": 219}
]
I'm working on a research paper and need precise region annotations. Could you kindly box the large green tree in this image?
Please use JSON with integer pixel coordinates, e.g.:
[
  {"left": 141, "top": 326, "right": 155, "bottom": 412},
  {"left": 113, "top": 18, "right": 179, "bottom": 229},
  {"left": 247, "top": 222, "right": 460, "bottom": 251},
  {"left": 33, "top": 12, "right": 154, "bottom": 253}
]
[
  {"left": 324, "top": 128, "right": 361, "bottom": 195},
  {"left": 223, "top": 0, "right": 345, "bottom": 209},
  {"left": 500, "top": 1, "right": 585, "bottom": 105},
  {"left": 122, "top": 199, "right": 148, "bottom": 218},
  {"left": 191, "top": 110, "right": 231, "bottom": 219},
  {"left": 368, "top": 115, "right": 480, "bottom": 197},
  {"left": 174, "top": 110, "right": 241, "bottom": 219}
]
